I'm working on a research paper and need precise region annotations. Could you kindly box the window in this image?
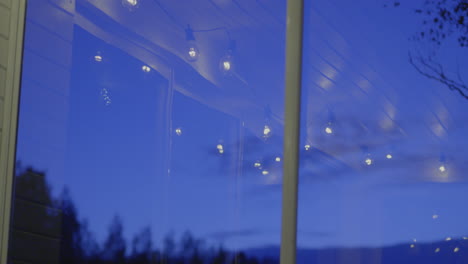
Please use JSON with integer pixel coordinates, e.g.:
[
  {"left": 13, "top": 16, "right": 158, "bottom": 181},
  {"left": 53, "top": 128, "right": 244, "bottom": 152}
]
[{"left": 3, "top": 0, "right": 468, "bottom": 264}]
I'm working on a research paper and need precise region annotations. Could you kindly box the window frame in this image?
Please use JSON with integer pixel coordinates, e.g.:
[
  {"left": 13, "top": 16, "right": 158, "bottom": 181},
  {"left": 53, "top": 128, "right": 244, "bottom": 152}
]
[{"left": 0, "top": 0, "right": 27, "bottom": 263}]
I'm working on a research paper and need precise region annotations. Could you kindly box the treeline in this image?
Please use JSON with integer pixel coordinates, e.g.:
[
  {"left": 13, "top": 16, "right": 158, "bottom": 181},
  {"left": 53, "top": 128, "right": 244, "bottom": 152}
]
[{"left": 9, "top": 166, "right": 277, "bottom": 264}]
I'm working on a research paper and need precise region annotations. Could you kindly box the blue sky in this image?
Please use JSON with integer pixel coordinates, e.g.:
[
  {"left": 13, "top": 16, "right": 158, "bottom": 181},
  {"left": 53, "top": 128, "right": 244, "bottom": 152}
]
[{"left": 14, "top": 0, "right": 468, "bottom": 252}]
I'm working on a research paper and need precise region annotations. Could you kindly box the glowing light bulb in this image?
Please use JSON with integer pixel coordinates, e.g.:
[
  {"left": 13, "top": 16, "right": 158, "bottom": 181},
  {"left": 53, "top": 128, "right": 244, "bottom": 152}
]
[
  {"left": 185, "top": 44, "right": 199, "bottom": 62},
  {"left": 122, "top": 0, "right": 139, "bottom": 10},
  {"left": 325, "top": 126, "right": 333, "bottom": 134},
  {"left": 365, "top": 158, "right": 373, "bottom": 166},
  {"left": 262, "top": 170, "right": 269, "bottom": 175},
  {"left": 410, "top": 244, "right": 415, "bottom": 248},
  {"left": 446, "top": 237, "right": 452, "bottom": 241},
  {"left": 439, "top": 165, "right": 446, "bottom": 172},
  {"left": 275, "top": 157, "right": 281, "bottom": 162},
  {"left": 126, "top": 0, "right": 138, "bottom": 6},
  {"left": 435, "top": 248, "right": 440, "bottom": 253},
  {"left": 217, "top": 144, "right": 224, "bottom": 154},
  {"left": 432, "top": 214, "right": 439, "bottom": 219},
  {"left": 94, "top": 55, "right": 102, "bottom": 62},
  {"left": 223, "top": 61, "right": 231, "bottom": 71},
  {"left": 304, "top": 144, "right": 311, "bottom": 151},
  {"left": 263, "top": 125, "right": 272, "bottom": 138},
  {"left": 142, "top": 65, "right": 151, "bottom": 72},
  {"left": 386, "top": 154, "right": 393, "bottom": 159},
  {"left": 254, "top": 162, "right": 261, "bottom": 168},
  {"left": 175, "top": 128, "right": 182, "bottom": 136},
  {"left": 454, "top": 247, "right": 460, "bottom": 253},
  {"left": 189, "top": 47, "right": 197, "bottom": 59},
  {"left": 463, "top": 237, "right": 468, "bottom": 240},
  {"left": 219, "top": 54, "right": 234, "bottom": 73},
  {"left": 413, "top": 239, "right": 417, "bottom": 243}
]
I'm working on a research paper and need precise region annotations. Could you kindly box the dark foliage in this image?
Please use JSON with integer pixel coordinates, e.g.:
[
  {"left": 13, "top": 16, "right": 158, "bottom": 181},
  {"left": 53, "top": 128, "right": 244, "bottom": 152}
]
[{"left": 8, "top": 167, "right": 276, "bottom": 264}]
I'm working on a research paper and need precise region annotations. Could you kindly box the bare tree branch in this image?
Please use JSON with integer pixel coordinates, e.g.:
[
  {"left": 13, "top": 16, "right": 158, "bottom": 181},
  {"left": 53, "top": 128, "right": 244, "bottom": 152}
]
[{"left": 409, "top": 52, "right": 468, "bottom": 99}]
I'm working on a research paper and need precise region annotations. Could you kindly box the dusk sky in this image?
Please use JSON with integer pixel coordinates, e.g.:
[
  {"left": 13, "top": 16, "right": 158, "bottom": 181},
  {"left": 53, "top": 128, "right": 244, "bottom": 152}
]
[{"left": 13, "top": 0, "right": 468, "bottom": 254}]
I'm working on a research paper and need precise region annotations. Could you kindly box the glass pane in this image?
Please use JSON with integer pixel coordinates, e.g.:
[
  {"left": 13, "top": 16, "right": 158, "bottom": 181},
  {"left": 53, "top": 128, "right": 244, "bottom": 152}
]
[
  {"left": 8, "top": 1, "right": 286, "bottom": 263},
  {"left": 298, "top": 0, "right": 468, "bottom": 263}
]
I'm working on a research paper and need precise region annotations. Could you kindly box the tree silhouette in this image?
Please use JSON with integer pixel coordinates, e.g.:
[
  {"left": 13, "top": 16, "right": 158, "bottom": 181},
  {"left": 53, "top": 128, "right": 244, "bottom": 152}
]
[
  {"left": 388, "top": 0, "right": 468, "bottom": 99},
  {"left": 58, "top": 188, "right": 85, "bottom": 263},
  {"left": 130, "top": 227, "right": 154, "bottom": 263},
  {"left": 103, "top": 215, "right": 127, "bottom": 263}
]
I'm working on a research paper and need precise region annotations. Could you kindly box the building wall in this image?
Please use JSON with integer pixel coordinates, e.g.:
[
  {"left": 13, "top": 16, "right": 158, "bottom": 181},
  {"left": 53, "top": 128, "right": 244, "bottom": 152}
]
[{"left": 0, "top": 0, "right": 25, "bottom": 262}]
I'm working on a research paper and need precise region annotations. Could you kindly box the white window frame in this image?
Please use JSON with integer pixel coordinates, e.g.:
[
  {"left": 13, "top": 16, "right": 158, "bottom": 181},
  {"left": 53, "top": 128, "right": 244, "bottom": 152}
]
[{"left": 0, "top": 0, "right": 27, "bottom": 262}]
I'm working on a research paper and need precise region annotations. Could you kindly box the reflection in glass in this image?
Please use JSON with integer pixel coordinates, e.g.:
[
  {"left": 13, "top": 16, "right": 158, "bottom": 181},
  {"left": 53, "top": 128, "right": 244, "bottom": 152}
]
[
  {"left": 298, "top": 0, "right": 468, "bottom": 263},
  {"left": 8, "top": 0, "right": 286, "bottom": 263}
]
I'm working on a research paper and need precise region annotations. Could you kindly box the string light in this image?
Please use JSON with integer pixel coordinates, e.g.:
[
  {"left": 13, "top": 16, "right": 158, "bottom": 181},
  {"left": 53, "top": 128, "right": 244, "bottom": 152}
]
[
  {"left": 439, "top": 165, "right": 446, "bottom": 173},
  {"left": 275, "top": 157, "right": 281, "bottom": 162},
  {"left": 304, "top": 144, "right": 311, "bottom": 151},
  {"left": 185, "top": 25, "right": 199, "bottom": 62},
  {"left": 446, "top": 237, "right": 452, "bottom": 241},
  {"left": 454, "top": 247, "right": 460, "bottom": 253},
  {"left": 262, "top": 170, "right": 269, "bottom": 175},
  {"left": 323, "top": 110, "right": 336, "bottom": 136},
  {"left": 438, "top": 154, "right": 448, "bottom": 174},
  {"left": 386, "top": 154, "right": 393, "bottom": 159},
  {"left": 263, "top": 125, "right": 272, "bottom": 138},
  {"left": 142, "top": 65, "right": 151, "bottom": 72},
  {"left": 432, "top": 214, "right": 439, "bottom": 219},
  {"left": 175, "top": 128, "right": 182, "bottom": 136},
  {"left": 217, "top": 144, "right": 224, "bottom": 154},
  {"left": 365, "top": 158, "right": 373, "bottom": 166},
  {"left": 435, "top": 248, "right": 440, "bottom": 253},
  {"left": 94, "top": 54, "right": 102, "bottom": 62},
  {"left": 219, "top": 40, "right": 236, "bottom": 74},
  {"left": 122, "top": 0, "right": 139, "bottom": 10},
  {"left": 410, "top": 244, "right": 415, "bottom": 248},
  {"left": 254, "top": 162, "right": 261, "bottom": 168}
]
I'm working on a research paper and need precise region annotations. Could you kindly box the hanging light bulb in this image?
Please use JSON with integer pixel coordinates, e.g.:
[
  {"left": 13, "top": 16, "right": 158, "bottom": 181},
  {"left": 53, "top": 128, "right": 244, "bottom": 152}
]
[
  {"left": 323, "top": 110, "right": 336, "bottom": 136},
  {"left": 175, "top": 128, "right": 182, "bottom": 136},
  {"left": 122, "top": 0, "right": 139, "bottom": 10},
  {"left": 386, "top": 154, "right": 393, "bottom": 159},
  {"left": 185, "top": 25, "right": 199, "bottom": 62},
  {"left": 94, "top": 51, "right": 103, "bottom": 62},
  {"left": 361, "top": 146, "right": 373, "bottom": 166},
  {"left": 142, "top": 65, "right": 151, "bottom": 73},
  {"left": 254, "top": 162, "right": 262, "bottom": 168},
  {"left": 263, "top": 125, "right": 272, "bottom": 138},
  {"left": 262, "top": 105, "right": 273, "bottom": 140},
  {"left": 439, "top": 165, "right": 446, "bottom": 172},
  {"left": 438, "top": 154, "right": 448, "bottom": 174},
  {"left": 219, "top": 40, "right": 236, "bottom": 74},
  {"left": 275, "top": 157, "right": 281, "bottom": 162},
  {"left": 304, "top": 144, "right": 311, "bottom": 151}
]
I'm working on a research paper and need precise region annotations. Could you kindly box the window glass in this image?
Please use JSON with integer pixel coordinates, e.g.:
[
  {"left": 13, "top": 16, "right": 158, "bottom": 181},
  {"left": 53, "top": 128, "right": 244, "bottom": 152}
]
[
  {"left": 298, "top": 0, "right": 468, "bottom": 263},
  {"left": 9, "top": 1, "right": 286, "bottom": 263}
]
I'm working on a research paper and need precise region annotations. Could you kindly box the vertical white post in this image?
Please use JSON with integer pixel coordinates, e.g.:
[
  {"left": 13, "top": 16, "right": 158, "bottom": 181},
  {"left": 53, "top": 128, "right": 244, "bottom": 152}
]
[
  {"left": 0, "top": 0, "right": 26, "bottom": 262},
  {"left": 280, "top": 0, "right": 304, "bottom": 264}
]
